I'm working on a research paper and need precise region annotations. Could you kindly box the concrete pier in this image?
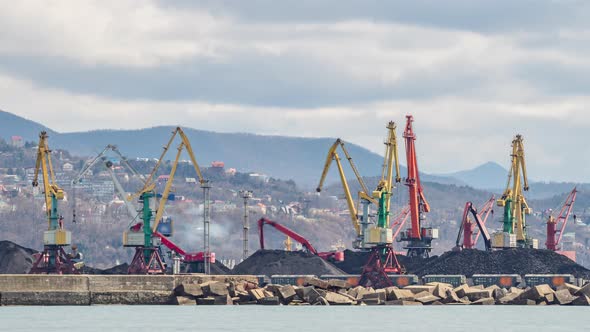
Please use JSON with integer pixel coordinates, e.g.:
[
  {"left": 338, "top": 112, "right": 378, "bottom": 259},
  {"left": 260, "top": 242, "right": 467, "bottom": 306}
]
[{"left": 0, "top": 275, "right": 258, "bottom": 306}]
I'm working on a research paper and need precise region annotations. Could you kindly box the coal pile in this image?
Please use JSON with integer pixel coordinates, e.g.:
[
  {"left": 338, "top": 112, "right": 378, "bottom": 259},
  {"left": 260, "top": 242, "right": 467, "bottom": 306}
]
[
  {"left": 232, "top": 250, "right": 345, "bottom": 276},
  {"left": 81, "top": 263, "right": 130, "bottom": 275},
  {"left": 211, "top": 261, "right": 232, "bottom": 275},
  {"left": 413, "top": 249, "right": 590, "bottom": 278},
  {"left": 0, "top": 241, "right": 37, "bottom": 274},
  {"left": 333, "top": 249, "right": 437, "bottom": 275}
]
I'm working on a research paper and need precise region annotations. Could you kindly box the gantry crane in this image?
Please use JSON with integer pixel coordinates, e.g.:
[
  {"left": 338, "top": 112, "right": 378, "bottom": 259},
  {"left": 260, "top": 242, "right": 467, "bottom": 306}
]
[
  {"left": 316, "top": 138, "right": 377, "bottom": 249},
  {"left": 398, "top": 115, "right": 437, "bottom": 258},
  {"left": 454, "top": 196, "right": 495, "bottom": 251},
  {"left": 496, "top": 135, "right": 536, "bottom": 248},
  {"left": 546, "top": 187, "right": 577, "bottom": 254},
  {"left": 257, "top": 218, "right": 344, "bottom": 262},
  {"left": 29, "top": 131, "right": 77, "bottom": 274},
  {"left": 126, "top": 127, "right": 210, "bottom": 274}
]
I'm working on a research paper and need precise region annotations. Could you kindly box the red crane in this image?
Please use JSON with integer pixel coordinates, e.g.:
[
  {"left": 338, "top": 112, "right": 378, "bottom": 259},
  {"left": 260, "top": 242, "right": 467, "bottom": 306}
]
[
  {"left": 391, "top": 205, "right": 411, "bottom": 241},
  {"left": 153, "top": 231, "right": 215, "bottom": 265},
  {"left": 454, "top": 197, "right": 495, "bottom": 251},
  {"left": 258, "top": 218, "right": 344, "bottom": 262},
  {"left": 546, "top": 188, "right": 577, "bottom": 252},
  {"left": 399, "top": 115, "right": 437, "bottom": 258}
]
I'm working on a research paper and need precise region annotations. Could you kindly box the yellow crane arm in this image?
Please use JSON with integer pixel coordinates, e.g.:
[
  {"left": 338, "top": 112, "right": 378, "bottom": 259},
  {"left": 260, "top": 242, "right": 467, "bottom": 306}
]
[
  {"left": 517, "top": 137, "right": 529, "bottom": 191},
  {"left": 382, "top": 121, "right": 401, "bottom": 224},
  {"left": 334, "top": 151, "right": 361, "bottom": 235},
  {"left": 32, "top": 132, "right": 63, "bottom": 226},
  {"left": 338, "top": 140, "right": 371, "bottom": 197},
  {"left": 316, "top": 140, "right": 341, "bottom": 192},
  {"left": 152, "top": 142, "right": 184, "bottom": 233},
  {"left": 177, "top": 127, "right": 205, "bottom": 184},
  {"left": 138, "top": 128, "right": 180, "bottom": 195}
]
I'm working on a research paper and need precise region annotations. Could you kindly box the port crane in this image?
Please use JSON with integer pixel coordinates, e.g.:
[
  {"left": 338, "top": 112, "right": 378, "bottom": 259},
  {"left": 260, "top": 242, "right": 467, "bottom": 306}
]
[
  {"left": 398, "top": 115, "right": 437, "bottom": 258},
  {"left": 359, "top": 121, "right": 405, "bottom": 289},
  {"left": 454, "top": 197, "right": 495, "bottom": 251},
  {"left": 29, "top": 132, "right": 77, "bottom": 274},
  {"left": 71, "top": 144, "right": 145, "bottom": 223},
  {"left": 126, "top": 127, "right": 209, "bottom": 274},
  {"left": 257, "top": 218, "right": 344, "bottom": 262},
  {"left": 390, "top": 205, "right": 411, "bottom": 243},
  {"left": 496, "top": 135, "right": 536, "bottom": 248},
  {"left": 546, "top": 187, "right": 577, "bottom": 253},
  {"left": 317, "top": 138, "right": 377, "bottom": 249}
]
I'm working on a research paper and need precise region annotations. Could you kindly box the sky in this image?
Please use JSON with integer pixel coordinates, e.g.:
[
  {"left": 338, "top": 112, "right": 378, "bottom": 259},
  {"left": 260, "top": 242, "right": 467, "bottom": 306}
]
[{"left": 0, "top": 0, "right": 589, "bottom": 181}]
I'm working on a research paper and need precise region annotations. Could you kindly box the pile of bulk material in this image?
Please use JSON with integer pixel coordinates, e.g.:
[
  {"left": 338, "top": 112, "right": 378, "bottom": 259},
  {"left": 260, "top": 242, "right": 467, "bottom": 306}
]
[
  {"left": 232, "top": 250, "right": 345, "bottom": 276},
  {"left": 413, "top": 249, "right": 590, "bottom": 278},
  {"left": 0, "top": 241, "right": 37, "bottom": 274},
  {"left": 333, "top": 249, "right": 437, "bottom": 275},
  {"left": 334, "top": 249, "right": 590, "bottom": 278}
]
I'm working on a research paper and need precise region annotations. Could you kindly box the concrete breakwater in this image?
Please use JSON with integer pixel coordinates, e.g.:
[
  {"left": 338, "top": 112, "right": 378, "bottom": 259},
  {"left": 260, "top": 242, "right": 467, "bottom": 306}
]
[
  {"left": 0, "top": 275, "right": 257, "bottom": 305},
  {"left": 1, "top": 274, "right": 590, "bottom": 306}
]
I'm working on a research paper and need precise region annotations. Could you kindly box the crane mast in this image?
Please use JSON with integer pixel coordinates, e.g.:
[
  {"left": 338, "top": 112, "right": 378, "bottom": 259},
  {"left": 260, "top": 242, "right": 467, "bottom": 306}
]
[
  {"left": 399, "top": 115, "right": 436, "bottom": 258},
  {"left": 496, "top": 135, "right": 536, "bottom": 248},
  {"left": 359, "top": 121, "right": 405, "bottom": 289},
  {"left": 29, "top": 131, "right": 77, "bottom": 274}
]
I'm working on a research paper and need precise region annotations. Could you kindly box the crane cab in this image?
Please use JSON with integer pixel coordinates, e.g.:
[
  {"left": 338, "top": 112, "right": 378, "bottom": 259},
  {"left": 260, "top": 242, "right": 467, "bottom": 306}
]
[{"left": 156, "top": 217, "right": 173, "bottom": 237}]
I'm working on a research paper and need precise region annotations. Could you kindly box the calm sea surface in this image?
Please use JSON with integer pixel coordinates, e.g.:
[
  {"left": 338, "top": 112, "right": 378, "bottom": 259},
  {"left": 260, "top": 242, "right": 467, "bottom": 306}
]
[{"left": 0, "top": 306, "right": 588, "bottom": 332}]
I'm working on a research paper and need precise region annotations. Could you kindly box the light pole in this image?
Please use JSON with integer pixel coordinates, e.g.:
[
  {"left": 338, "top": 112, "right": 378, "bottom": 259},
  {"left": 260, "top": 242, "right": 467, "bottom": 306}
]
[{"left": 239, "top": 190, "right": 253, "bottom": 260}]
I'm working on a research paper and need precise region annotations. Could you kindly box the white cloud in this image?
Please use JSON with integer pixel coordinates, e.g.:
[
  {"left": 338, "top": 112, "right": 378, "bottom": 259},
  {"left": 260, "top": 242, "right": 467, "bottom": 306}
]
[
  {"left": 1, "top": 1, "right": 590, "bottom": 182},
  {"left": 2, "top": 72, "right": 590, "bottom": 182}
]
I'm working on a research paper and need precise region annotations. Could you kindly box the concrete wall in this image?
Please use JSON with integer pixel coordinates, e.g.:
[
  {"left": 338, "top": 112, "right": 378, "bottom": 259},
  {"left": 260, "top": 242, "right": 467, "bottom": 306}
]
[{"left": 0, "top": 274, "right": 257, "bottom": 305}]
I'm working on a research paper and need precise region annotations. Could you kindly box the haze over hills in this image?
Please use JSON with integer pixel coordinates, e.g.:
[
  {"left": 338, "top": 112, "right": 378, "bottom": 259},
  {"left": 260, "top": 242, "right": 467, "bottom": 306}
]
[{"left": 0, "top": 110, "right": 583, "bottom": 196}]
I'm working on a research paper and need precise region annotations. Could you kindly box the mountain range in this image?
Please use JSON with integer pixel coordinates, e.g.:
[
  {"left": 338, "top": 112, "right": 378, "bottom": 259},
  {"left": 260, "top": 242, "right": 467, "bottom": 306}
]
[{"left": 0, "top": 110, "right": 582, "bottom": 196}]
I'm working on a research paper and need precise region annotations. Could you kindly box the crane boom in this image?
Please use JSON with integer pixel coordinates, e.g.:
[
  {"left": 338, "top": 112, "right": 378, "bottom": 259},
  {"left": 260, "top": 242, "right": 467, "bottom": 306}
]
[
  {"left": 106, "top": 166, "right": 138, "bottom": 219},
  {"left": 472, "top": 196, "right": 495, "bottom": 245},
  {"left": 152, "top": 142, "right": 184, "bottom": 233},
  {"left": 72, "top": 145, "right": 145, "bottom": 222},
  {"left": 455, "top": 200, "right": 493, "bottom": 251},
  {"left": 546, "top": 187, "right": 577, "bottom": 251},
  {"left": 258, "top": 218, "right": 318, "bottom": 254},
  {"left": 317, "top": 138, "right": 375, "bottom": 236},
  {"left": 138, "top": 127, "right": 205, "bottom": 196}
]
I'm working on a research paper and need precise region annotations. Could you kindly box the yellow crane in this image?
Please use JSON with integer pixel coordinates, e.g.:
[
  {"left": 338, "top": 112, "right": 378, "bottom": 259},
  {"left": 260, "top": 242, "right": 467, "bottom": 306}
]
[
  {"left": 126, "top": 127, "right": 208, "bottom": 274},
  {"left": 317, "top": 138, "right": 376, "bottom": 248},
  {"left": 30, "top": 131, "right": 76, "bottom": 274},
  {"left": 316, "top": 122, "right": 401, "bottom": 249},
  {"left": 373, "top": 121, "right": 402, "bottom": 228},
  {"left": 496, "top": 134, "right": 535, "bottom": 248}
]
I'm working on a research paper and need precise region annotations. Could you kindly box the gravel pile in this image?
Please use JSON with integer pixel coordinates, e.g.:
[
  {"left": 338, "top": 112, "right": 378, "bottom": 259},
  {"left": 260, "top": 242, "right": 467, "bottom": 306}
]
[
  {"left": 232, "top": 250, "right": 345, "bottom": 276},
  {"left": 0, "top": 241, "right": 37, "bottom": 274}
]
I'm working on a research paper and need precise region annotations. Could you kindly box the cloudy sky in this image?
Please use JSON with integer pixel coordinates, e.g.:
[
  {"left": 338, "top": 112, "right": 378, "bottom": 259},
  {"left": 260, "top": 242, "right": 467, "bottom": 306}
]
[{"left": 1, "top": 1, "right": 589, "bottom": 181}]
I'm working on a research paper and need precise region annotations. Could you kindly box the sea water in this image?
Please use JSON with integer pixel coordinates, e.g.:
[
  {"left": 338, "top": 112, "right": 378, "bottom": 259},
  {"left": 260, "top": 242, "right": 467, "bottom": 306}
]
[{"left": 0, "top": 306, "right": 587, "bottom": 332}]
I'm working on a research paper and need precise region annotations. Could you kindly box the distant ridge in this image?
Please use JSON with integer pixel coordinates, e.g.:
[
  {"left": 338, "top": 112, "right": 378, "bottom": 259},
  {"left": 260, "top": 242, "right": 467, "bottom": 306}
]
[
  {"left": 438, "top": 161, "right": 508, "bottom": 190},
  {"left": 2, "top": 110, "right": 463, "bottom": 186}
]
